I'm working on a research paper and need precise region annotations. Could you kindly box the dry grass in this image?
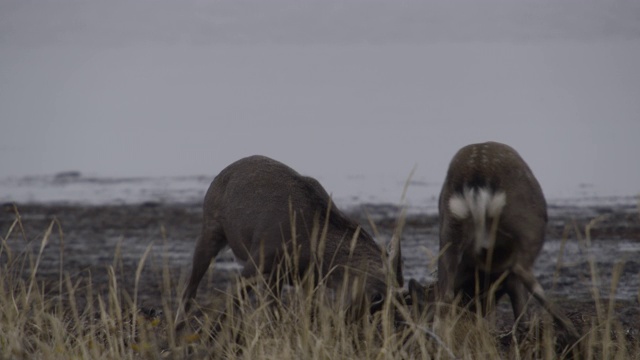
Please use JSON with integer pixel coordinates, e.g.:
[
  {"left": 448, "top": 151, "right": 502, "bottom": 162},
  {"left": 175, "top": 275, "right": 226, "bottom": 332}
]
[{"left": 1, "top": 205, "right": 639, "bottom": 359}]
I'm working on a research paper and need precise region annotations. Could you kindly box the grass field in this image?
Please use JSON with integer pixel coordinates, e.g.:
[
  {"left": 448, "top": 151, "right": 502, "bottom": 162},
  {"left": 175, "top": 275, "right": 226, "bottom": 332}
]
[{"left": 1, "top": 204, "right": 639, "bottom": 359}]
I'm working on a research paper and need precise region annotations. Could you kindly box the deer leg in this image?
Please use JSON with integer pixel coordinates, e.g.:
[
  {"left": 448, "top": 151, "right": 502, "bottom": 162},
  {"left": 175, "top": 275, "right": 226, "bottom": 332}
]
[
  {"left": 240, "top": 246, "right": 285, "bottom": 305},
  {"left": 190, "top": 261, "right": 268, "bottom": 342},
  {"left": 180, "top": 223, "right": 227, "bottom": 316},
  {"left": 512, "top": 263, "right": 580, "bottom": 342},
  {"left": 437, "top": 232, "right": 462, "bottom": 304},
  {"left": 505, "top": 272, "right": 531, "bottom": 335}
]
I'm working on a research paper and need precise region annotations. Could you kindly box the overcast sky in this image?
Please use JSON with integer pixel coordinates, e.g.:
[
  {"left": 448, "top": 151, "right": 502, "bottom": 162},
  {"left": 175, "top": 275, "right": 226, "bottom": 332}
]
[{"left": 1, "top": 0, "right": 639, "bottom": 203}]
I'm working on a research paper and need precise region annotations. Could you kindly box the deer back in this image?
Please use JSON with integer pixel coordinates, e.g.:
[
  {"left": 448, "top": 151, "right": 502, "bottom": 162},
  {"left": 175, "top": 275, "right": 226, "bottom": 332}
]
[
  {"left": 205, "top": 155, "right": 402, "bottom": 293},
  {"left": 438, "top": 142, "right": 546, "bottom": 289}
]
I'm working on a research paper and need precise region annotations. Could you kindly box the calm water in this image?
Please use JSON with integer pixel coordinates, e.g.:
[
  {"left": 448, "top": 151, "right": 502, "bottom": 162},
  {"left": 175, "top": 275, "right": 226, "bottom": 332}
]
[{"left": 1, "top": 0, "right": 639, "bottom": 206}]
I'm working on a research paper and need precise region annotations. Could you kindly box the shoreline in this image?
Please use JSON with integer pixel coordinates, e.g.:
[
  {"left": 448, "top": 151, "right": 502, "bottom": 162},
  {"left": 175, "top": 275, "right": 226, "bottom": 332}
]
[{"left": 1, "top": 200, "right": 638, "bottom": 342}]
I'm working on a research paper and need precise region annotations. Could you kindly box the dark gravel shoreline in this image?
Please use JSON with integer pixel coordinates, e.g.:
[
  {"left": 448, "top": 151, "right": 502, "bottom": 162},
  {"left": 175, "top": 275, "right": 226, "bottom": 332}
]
[{"left": 1, "top": 201, "right": 639, "bottom": 344}]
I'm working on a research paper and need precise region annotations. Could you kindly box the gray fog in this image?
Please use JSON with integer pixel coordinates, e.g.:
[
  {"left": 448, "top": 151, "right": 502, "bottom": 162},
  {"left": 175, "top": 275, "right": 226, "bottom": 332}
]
[{"left": 1, "top": 0, "right": 639, "bottom": 206}]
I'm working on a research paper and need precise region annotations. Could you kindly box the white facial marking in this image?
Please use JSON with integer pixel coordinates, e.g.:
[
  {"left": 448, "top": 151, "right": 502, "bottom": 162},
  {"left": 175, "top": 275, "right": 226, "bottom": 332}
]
[
  {"left": 448, "top": 187, "right": 508, "bottom": 251},
  {"left": 488, "top": 191, "right": 507, "bottom": 218},
  {"left": 449, "top": 188, "right": 507, "bottom": 221},
  {"left": 449, "top": 195, "right": 470, "bottom": 219}
]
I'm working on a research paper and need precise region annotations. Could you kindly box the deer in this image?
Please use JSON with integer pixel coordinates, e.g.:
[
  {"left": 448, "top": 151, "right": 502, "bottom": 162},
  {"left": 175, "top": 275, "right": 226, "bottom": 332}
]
[
  {"left": 176, "top": 155, "right": 403, "bottom": 330},
  {"left": 435, "top": 141, "right": 579, "bottom": 342}
]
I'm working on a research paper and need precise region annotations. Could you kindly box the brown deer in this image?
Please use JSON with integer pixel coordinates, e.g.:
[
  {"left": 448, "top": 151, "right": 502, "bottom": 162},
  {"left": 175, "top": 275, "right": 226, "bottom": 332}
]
[
  {"left": 437, "top": 142, "right": 579, "bottom": 340},
  {"left": 177, "top": 155, "right": 403, "bottom": 328}
]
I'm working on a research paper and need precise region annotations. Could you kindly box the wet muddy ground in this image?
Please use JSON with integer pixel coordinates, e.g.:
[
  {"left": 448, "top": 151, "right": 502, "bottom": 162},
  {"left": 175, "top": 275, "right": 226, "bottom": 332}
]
[{"left": 1, "top": 201, "right": 639, "bottom": 342}]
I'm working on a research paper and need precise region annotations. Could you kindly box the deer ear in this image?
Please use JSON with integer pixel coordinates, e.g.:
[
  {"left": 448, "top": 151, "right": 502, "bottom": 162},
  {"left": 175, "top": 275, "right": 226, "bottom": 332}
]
[
  {"left": 369, "top": 292, "right": 385, "bottom": 313},
  {"left": 372, "top": 293, "right": 384, "bottom": 305}
]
